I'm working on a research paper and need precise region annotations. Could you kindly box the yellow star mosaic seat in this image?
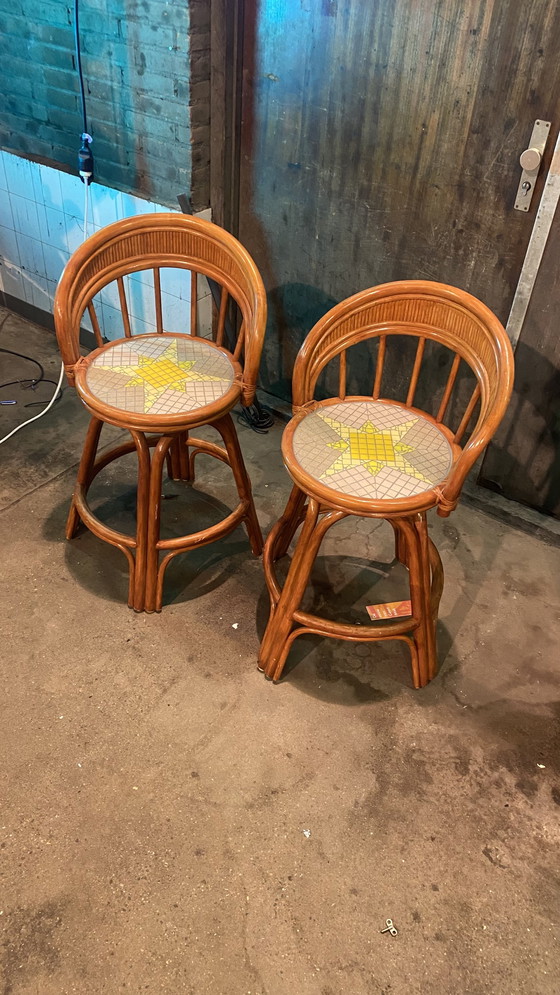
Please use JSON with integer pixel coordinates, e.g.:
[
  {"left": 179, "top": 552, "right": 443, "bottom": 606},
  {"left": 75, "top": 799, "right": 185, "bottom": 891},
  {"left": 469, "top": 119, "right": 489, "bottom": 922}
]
[
  {"left": 290, "top": 399, "right": 453, "bottom": 501},
  {"left": 85, "top": 334, "right": 235, "bottom": 417}
]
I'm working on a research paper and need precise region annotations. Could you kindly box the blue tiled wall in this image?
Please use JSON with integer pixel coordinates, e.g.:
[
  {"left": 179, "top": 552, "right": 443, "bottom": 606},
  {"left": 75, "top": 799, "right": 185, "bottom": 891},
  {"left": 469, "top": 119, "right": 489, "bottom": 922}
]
[{"left": 0, "top": 150, "right": 212, "bottom": 339}]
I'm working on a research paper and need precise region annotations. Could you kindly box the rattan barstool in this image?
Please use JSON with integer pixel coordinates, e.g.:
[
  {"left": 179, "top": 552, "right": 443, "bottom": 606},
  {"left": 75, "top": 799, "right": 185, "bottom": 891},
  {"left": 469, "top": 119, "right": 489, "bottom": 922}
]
[
  {"left": 54, "top": 213, "right": 266, "bottom": 612},
  {"left": 259, "top": 280, "right": 514, "bottom": 687}
]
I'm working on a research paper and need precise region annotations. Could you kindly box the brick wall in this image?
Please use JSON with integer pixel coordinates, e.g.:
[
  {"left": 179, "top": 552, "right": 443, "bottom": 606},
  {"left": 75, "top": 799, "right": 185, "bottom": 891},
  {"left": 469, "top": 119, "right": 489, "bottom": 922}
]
[{"left": 0, "top": 0, "right": 209, "bottom": 209}]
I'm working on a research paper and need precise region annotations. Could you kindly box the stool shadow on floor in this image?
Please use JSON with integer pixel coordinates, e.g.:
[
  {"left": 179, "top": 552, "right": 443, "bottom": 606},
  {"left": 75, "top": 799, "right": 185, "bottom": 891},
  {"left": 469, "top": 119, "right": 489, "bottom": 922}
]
[
  {"left": 43, "top": 467, "right": 256, "bottom": 609},
  {"left": 252, "top": 501, "right": 514, "bottom": 703},
  {"left": 255, "top": 542, "right": 455, "bottom": 705},
  {"left": 427, "top": 513, "right": 509, "bottom": 692}
]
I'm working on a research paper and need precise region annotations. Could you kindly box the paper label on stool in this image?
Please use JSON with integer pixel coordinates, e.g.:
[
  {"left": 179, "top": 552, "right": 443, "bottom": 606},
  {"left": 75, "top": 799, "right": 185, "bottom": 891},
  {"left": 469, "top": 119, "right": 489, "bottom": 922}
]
[{"left": 366, "top": 600, "right": 412, "bottom": 620}]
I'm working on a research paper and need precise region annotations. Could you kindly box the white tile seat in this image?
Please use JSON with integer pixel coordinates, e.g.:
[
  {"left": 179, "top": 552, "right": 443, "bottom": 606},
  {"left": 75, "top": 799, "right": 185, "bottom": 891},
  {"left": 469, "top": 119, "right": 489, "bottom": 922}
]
[
  {"left": 287, "top": 398, "right": 453, "bottom": 503},
  {"left": 82, "top": 333, "right": 236, "bottom": 419}
]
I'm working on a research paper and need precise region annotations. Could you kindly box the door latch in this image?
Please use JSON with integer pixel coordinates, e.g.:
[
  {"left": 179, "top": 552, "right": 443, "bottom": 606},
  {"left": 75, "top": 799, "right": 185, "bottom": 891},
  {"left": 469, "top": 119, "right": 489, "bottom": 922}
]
[{"left": 514, "top": 120, "right": 551, "bottom": 212}]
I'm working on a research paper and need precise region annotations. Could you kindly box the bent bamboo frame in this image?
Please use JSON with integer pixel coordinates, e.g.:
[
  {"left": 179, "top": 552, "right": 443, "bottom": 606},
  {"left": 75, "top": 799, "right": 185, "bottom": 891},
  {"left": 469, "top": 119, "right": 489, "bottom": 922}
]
[
  {"left": 259, "top": 281, "right": 514, "bottom": 687},
  {"left": 54, "top": 215, "right": 267, "bottom": 611}
]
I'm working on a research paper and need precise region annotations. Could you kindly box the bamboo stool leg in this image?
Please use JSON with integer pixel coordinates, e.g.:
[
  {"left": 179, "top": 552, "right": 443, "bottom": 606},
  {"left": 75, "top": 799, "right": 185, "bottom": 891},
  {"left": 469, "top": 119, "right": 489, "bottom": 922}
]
[
  {"left": 215, "top": 414, "right": 263, "bottom": 555},
  {"left": 394, "top": 515, "right": 440, "bottom": 683},
  {"left": 415, "top": 513, "right": 439, "bottom": 681},
  {"left": 66, "top": 417, "right": 103, "bottom": 539},
  {"left": 145, "top": 436, "right": 174, "bottom": 613},
  {"left": 391, "top": 520, "right": 409, "bottom": 565},
  {"left": 167, "top": 432, "right": 193, "bottom": 482},
  {"left": 258, "top": 498, "right": 322, "bottom": 680},
  {"left": 272, "top": 484, "right": 308, "bottom": 560},
  {"left": 399, "top": 515, "right": 437, "bottom": 687},
  {"left": 397, "top": 518, "right": 429, "bottom": 687},
  {"left": 130, "top": 431, "right": 151, "bottom": 612},
  {"left": 428, "top": 536, "right": 444, "bottom": 625},
  {"left": 167, "top": 437, "right": 181, "bottom": 481}
]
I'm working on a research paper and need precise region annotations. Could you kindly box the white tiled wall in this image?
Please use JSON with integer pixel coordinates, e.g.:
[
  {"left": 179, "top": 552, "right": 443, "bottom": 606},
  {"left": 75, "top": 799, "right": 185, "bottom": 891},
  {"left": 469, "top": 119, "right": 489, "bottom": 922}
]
[{"left": 0, "top": 150, "right": 213, "bottom": 340}]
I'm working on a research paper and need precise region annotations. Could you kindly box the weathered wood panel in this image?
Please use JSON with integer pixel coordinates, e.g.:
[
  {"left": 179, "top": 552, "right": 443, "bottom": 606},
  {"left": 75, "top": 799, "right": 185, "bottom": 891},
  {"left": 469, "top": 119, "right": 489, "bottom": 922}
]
[{"left": 237, "top": 0, "right": 560, "bottom": 403}]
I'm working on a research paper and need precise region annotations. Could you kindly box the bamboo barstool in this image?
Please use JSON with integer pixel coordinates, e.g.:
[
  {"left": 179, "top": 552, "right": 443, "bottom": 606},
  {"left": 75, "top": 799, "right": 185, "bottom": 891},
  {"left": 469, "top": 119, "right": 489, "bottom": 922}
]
[
  {"left": 54, "top": 214, "right": 266, "bottom": 612},
  {"left": 259, "top": 281, "right": 514, "bottom": 687}
]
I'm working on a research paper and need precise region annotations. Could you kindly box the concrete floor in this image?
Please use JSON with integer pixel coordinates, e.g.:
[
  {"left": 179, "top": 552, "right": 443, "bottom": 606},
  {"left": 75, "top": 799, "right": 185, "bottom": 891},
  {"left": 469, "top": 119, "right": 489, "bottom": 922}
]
[{"left": 1, "top": 306, "right": 559, "bottom": 995}]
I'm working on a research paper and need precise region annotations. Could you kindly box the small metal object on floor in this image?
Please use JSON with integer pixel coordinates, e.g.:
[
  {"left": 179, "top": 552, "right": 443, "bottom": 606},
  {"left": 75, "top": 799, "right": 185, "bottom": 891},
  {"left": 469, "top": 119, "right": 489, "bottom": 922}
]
[{"left": 381, "top": 918, "right": 398, "bottom": 936}]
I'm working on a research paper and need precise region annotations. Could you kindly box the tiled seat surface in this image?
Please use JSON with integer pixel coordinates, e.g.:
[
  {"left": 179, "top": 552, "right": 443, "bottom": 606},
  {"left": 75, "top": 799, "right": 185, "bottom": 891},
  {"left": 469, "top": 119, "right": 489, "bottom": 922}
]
[
  {"left": 85, "top": 335, "right": 235, "bottom": 416},
  {"left": 290, "top": 399, "right": 453, "bottom": 501}
]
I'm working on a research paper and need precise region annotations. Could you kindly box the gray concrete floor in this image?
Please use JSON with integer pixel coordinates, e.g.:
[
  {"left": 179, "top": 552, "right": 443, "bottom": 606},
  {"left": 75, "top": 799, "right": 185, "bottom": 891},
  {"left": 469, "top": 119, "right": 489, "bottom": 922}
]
[{"left": 1, "top": 306, "right": 559, "bottom": 995}]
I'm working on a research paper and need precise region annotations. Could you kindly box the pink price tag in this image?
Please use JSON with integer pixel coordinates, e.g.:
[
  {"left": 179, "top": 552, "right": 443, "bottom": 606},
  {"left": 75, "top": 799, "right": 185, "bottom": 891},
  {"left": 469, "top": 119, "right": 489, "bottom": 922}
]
[{"left": 366, "top": 600, "right": 412, "bottom": 621}]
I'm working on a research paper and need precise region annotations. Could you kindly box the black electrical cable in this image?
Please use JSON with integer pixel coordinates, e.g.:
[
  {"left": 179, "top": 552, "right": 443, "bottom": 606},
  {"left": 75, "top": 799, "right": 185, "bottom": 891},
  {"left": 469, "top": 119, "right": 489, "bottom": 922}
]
[
  {"left": 73, "top": 0, "right": 94, "bottom": 184},
  {"left": 0, "top": 348, "right": 64, "bottom": 407},
  {"left": 24, "top": 381, "right": 66, "bottom": 407},
  {"left": 0, "top": 377, "right": 38, "bottom": 390},
  {"left": 0, "top": 380, "right": 41, "bottom": 390},
  {"left": 237, "top": 397, "right": 274, "bottom": 434},
  {"left": 73, "top": 0, "right": 88, "bottom": 137},
  {"left": 0, "top": 346, "right": 44, "bottom": 383}
]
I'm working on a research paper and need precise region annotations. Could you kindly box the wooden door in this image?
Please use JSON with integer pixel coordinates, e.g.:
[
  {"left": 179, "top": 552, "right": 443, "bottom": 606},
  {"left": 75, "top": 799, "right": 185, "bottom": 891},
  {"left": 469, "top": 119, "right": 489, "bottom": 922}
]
[{"left": 231, "top": 0, "right": 560, "bottom": 416}]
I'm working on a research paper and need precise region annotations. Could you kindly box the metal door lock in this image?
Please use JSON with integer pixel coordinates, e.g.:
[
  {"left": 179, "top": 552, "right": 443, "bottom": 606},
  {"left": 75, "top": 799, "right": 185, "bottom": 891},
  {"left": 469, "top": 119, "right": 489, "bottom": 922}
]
[{"left": 514, "top": 120, "right": 551, "bottom": 211}]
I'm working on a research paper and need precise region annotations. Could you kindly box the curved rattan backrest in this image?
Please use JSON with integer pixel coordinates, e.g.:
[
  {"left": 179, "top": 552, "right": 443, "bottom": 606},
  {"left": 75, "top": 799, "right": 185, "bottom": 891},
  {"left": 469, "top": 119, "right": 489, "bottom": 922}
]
[
  {"left": 293, "top": 280, "right": 515, "bottom": 513},
  {"left": 54, "top": 213, "right": 267, "bottom": 406}
]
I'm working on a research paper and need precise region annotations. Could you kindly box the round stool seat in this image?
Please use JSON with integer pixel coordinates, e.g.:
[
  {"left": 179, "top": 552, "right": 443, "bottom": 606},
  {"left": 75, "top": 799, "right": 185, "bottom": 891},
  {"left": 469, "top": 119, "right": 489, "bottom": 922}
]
[
  {"left": 82, "top": 333, "right": 236, "bottom": 420},
  {"left": 285, "top": 398, "right": 453, "bottom": 505}
]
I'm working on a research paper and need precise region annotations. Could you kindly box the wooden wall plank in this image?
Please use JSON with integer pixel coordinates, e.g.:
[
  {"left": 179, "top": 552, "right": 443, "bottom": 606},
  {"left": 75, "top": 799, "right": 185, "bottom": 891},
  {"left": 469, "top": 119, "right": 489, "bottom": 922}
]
[{"left": 237, "top": 0, "right": 560, "bottom": 406}]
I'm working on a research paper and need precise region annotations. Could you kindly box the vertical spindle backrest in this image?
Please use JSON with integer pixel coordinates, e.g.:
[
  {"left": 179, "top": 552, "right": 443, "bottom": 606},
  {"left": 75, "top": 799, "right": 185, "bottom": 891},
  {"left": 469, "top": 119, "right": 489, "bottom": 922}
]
[
  {"left": 295, "top": 283, "right": 509, "bottom": 426},
  {"left": 216, "top": 288, "right": 229, "bottom": 348},
  {"left": 54, "top": 214, "right": 267, "bottom": 407}
]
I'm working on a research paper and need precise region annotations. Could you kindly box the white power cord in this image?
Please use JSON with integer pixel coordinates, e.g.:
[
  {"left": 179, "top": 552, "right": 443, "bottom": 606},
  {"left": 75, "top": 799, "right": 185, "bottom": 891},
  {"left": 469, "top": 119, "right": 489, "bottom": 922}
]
[
  {"left": 83, "top": 176, "right": 90, "bottom": 239},
  {"left": 0, "top": 361, "right": 66, "bottom": 446},
  {"left": 0, "top": 181, "right": 90, "bottom": 447}
]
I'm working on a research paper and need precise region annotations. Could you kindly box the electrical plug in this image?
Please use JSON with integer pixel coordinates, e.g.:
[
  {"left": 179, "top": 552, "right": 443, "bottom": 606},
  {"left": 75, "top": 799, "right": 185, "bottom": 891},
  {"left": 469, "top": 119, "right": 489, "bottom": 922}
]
[{"left": 78, "top": 133, "right": 94, "bottom": 184}]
